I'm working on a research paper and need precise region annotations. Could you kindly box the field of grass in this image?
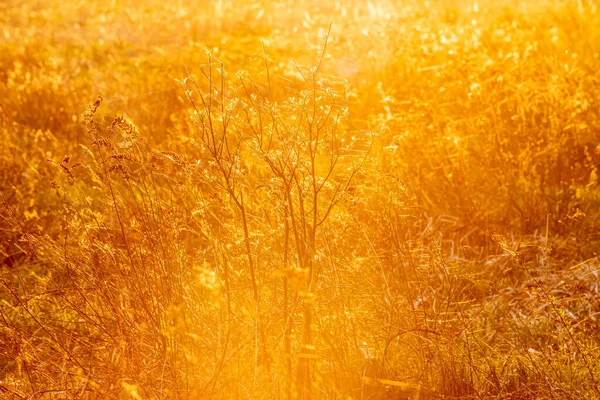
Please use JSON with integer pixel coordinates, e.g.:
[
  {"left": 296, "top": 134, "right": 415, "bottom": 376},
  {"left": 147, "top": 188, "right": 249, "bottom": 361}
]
[{"left": 2, "top": 0, "right": 600, "bottom": 398}]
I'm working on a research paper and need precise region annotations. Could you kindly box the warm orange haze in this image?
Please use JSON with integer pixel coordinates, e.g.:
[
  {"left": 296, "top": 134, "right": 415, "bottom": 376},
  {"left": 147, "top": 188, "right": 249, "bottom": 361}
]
[{"left": 1, "top": 0, "right": 600, "bottom": 398}]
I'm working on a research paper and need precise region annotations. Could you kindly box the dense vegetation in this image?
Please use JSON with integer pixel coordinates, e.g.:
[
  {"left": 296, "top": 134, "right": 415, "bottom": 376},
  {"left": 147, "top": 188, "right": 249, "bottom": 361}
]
[{"left": 1, "top": 0, "right": 600, "bottom": 398}]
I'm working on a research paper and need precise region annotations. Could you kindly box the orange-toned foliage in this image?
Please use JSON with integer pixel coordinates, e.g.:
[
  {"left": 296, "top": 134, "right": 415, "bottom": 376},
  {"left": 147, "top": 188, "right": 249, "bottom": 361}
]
[{"left": 1, "top": 0, "right": 600, "bottom": 399}]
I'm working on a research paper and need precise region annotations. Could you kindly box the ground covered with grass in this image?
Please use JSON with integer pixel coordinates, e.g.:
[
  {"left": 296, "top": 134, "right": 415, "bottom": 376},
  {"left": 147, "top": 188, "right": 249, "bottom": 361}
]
[{"left": 1, "top": 0, "right": 600, "bottom": 398}]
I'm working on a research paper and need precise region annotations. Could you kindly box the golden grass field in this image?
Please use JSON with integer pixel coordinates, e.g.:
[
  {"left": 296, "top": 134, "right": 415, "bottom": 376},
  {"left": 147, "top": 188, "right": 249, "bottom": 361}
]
[{"left": 1, "top": 0, "right": 600, "bottom": 398}]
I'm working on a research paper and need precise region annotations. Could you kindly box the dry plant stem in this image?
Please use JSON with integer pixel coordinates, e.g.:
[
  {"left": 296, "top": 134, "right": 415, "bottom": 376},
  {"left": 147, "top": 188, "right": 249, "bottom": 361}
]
[
  {"left": 0, "top": 279, "right": 91, "bottom": 381},
  {"left": 90, "top": 112, "right": 161, "bottom": 337},
  {"left": 518, "top": 256, "right": 600, "bottom": 397},
  {"left": 502, "top": 312, "right": 561, "bottom": 399},
  {"left": 284, "top": 204, "right": 292, "bottom": 400},
  {"left": 183, "top": 25, "right": 368, "bottom": 397},
  {"left": 42, "top": 187, "right": 120, "bottom": 348},
  {"left": 185, "top": 60, "right": 263, "bottom": 379},
  {"left": 205, "top": 250, "right": 232, "bottom": 394}
]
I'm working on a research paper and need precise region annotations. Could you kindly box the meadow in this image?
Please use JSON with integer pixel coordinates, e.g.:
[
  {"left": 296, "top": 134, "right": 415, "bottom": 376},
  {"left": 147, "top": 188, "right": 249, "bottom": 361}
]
[{"left": 1, "top": 0, "right": 600, "bottom": 398}]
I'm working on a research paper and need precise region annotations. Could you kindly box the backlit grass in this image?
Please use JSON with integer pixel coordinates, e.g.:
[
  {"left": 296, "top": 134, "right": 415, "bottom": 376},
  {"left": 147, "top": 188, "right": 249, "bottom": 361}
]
[{"left": 1, "top": 0, "right": 600, "bottom": 398}]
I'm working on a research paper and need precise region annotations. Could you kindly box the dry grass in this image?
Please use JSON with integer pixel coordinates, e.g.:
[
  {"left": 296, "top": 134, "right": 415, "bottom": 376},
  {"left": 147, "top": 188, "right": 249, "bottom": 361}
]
[{"left": 1, "top": 0, "right": 600, "bottom": 398}]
